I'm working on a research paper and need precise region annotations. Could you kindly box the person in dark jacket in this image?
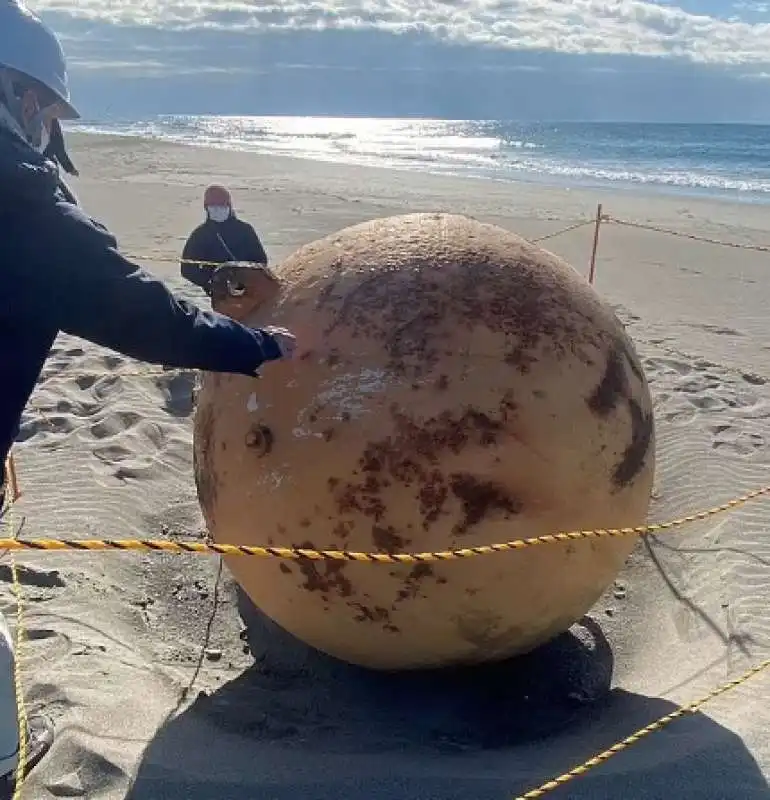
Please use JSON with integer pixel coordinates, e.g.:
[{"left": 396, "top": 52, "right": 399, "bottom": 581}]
[
  {"left": 42, "top": 117, "right": 78, "bottom": 176},
  {"left": 0, "top": 2, "right": 296, "bottom": 792},
  {"left": 180, "top": 184, "right": 268, "bottom": 296}
]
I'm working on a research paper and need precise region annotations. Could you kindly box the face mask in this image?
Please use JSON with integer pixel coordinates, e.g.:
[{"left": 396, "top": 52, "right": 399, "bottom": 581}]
[{"left": 207, "top": 205, "right": 231, "bottom": 223}]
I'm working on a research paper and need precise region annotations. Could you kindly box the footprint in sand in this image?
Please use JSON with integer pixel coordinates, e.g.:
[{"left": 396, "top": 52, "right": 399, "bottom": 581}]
[
  {"left": 100, "top": 354, "right": 125, "bottom": 370},
  {"left": 644, "top": 357, "right": 692, "bottom": 376},
  {"left": 44, "top": 747, "right": 128, "bottom": 797},
  {"left": 661, "top": 407, "right": 701, "bottom": 424},
  {"left": 45, "top": 344, "right": 85, "bottom": 362},
  {"left": 0, "top": 564, "right": 65, "bottom": 588},
  {"left": 711, "top": 425, "right": 765, "bottom": 455},
  {"left": 687, "top": 394, "right": 726, "bottom": 412},
  {"left": 95, "top": 374, "right": 129, "bottom": 401},
  {"left": 51, "top": 398, "right": 103, "bottom": 420},
  {"left": 153, "top": 371, "right": 197, "bottom": 418},
  {"left": 733, "top": 399, "right": 770, "bottom": 420},
  {"left": 647, "top": 347, "right": 769, "bottom": 430},
  {"left": 742, "top": 372, "right": 767, "bottom": 387},
  {"left": 74, "top": 374, "right": 97, "bottom": 391},
  {"left": 22, "top": 628, "right": 73, "bottom": 665},
  {"left": 689, "top": 323, "right": 745, "bottom": 337},
  {"left": 89, "top": 419, "right": 171, "bottom": 483},
  {"left": 676, "top": 372, "right": 723, "bottom": 393},
  {"left": 16, "top": 413, "right": 77, "bottom": 443},
  {"left": 108, "top": 465, "right": 148, "bottom": 482},
  {"left": 88, "top": 411, "right": 142, "bottom": 441},
  {"left": 91, "top": 443, "right": 135, "bottom": 465}
]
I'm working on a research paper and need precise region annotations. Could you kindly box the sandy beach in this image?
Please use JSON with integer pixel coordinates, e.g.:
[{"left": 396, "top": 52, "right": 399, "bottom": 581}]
[{"left": 2, "top": 131, "right": 769, "bottom": 799}]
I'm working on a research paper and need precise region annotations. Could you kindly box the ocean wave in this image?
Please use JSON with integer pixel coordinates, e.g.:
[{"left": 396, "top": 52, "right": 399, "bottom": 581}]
[
  {"left": 499, "top": 158, "right": 770, "bottom": 195},
  {"left": 68, "top": 116, "right": 770, "bottom": 201}
]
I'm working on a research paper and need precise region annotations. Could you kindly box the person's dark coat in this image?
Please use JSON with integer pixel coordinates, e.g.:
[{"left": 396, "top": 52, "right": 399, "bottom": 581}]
[
  {"left": 181, "top": 215, "right": 267, "bottom": 295},
  {"left": 0, "top": 126, "right": 281, "bottom": 478},
  {"left": 42, "top": 118, "right": 78, "bottom": 177}
]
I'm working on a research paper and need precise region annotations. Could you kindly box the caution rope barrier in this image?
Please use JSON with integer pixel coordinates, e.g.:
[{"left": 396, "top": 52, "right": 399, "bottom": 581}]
[
  {"left": 514, "top": 655, "right": 770, "bottom": 799},
  {"left": 0, "top": 484, "right": 766, "bottom": 561},
  {"left": 135, "top": 218, "right": 596, "bottom": 267},
  {"left": 112, "top": 205, "right": 770, "bottom": 275},
  {"left": 530, "top": 219, "right": 595, "bottom": 243},
  {"left": 604, "top": 215, "right": 770, "bottom": 253}
]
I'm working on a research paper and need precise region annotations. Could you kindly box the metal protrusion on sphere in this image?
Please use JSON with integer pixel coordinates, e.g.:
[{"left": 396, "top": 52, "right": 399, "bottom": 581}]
[{"left": 245, "top": 424, "right": 273, "bottom": 456}]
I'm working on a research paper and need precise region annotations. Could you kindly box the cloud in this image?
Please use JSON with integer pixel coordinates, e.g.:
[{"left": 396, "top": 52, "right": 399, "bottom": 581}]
[
  {"left": 733, "top": 0, "right": 770, "bottom": 12},
  {"left": 67, "top": 56, "right": 256, "bottom": 77},
  {"left": 26, "top": 0, "right": 770, "bottom": 67}
]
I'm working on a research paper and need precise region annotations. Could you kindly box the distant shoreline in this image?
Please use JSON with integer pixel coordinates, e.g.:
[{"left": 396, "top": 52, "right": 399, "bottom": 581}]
[{"left": 65, "top": 116, "right": 770, "bottom": 208}]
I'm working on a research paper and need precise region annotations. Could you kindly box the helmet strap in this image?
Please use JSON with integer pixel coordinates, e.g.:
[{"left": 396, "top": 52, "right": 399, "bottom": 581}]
[{"left": 0, "top": 69, "right": 49, "bottom": 151}]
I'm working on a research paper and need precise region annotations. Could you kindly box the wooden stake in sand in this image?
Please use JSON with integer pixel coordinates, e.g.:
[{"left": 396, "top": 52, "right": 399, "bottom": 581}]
[
  {"left": 588, "top": 202, "right": 603, "bottom": 285},
  {"left": 2, "top": 455, "right": 20, "bottom": 503}
]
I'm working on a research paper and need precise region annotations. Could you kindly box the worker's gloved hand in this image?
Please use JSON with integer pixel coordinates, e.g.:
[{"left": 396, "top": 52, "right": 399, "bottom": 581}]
[{"left": 256, "top": 326, "right": 297, "bottom": 363}]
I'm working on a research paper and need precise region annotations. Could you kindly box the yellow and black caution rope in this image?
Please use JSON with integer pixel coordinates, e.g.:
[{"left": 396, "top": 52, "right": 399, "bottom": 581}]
[
  {"left": 0, "top": 484, "right": 765, "bottom": 562},
  {"left": 515, "top": 656, "right": 770, "bottom": 798}
]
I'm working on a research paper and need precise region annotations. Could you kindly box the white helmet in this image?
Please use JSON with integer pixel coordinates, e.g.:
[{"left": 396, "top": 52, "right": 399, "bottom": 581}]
[{"left": 0, "top": 0, "right": 78, "bottom": 120}]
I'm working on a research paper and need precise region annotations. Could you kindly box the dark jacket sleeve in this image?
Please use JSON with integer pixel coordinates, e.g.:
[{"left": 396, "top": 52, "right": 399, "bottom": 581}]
[
  {"left": 181, "top": 227, "right": 215, "bottom": 293},
  {"left": 17, "top": 199, "right": 278, "bottom": 375},
  {"left": 241, "top": 222, "right": 268, "bottom": 264}
]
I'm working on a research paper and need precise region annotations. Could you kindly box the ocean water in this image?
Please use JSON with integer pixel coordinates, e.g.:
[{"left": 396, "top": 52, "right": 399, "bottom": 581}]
[{"left": 69, "top": 116, "right": 770, "bottom": 203}]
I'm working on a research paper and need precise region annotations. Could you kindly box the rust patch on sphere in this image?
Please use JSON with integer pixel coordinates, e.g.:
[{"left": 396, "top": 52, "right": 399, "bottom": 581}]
[
  {"left": 588, "top": 348, "right": 627, "bottom": 417},
  {"left": 586, "top": 338, "right": 654, "bottom": 491},
  {"left": 371, "top": 525, "right": 405, "bottom": 552},
  {"left": 396, "top": 563, "right": 443, "bottom": 604},
  {"left": 193, "top": 403, "right": 218, "bottom": 511},
  {"left": 350, "top": 603, "right": 400, "bottom": 634},
  {"left": 614, "top": 400, "right": 654, "bottom": 489},
  {"left": 449, "top": 473, "right": 522, "bottom": 535},
  {"left": 418, "top": 470, "right": 449, "bottom": 528},
  {"left": 331, "top": 398, "right": 519, "bottom": 536},
  {"left": 315, "top": 237, "right": 601, "bottom": 380},
  {"left": 294, "top": 541, "right": 353, "bottom": 598}
]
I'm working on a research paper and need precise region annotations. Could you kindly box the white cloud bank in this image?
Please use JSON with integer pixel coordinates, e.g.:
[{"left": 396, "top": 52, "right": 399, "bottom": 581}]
[{"left": 29, "top": 0, "right": 770, "bottom": 66}]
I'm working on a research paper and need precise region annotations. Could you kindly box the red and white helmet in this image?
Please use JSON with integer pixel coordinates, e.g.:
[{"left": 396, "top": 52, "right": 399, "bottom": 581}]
[{"left": 203, "top": 184, "right": 232, "bottom": 208}]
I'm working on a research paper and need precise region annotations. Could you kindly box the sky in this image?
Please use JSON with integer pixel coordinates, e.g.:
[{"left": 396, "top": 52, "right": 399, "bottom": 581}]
[{"left": 28, "top": 0, "right": 770, "bottom": 121}]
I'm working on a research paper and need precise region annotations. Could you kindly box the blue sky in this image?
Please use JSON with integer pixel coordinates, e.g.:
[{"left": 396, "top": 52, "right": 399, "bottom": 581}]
[{"left": 31, "top": 0, "right": 770, "bottom": 121}]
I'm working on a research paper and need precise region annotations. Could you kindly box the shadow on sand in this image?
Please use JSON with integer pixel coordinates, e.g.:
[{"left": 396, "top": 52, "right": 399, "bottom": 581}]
[{"left": 126, "top": 597, "right": 770, "bottom": 800}]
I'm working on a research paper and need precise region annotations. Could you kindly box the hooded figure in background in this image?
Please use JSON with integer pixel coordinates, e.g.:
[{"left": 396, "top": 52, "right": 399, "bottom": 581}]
[{"left": 180, "top": 184, "right": 268, "bottom": 296}]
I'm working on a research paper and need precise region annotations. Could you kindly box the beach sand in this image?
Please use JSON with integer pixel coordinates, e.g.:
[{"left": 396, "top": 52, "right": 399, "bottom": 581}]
[{"left": 2, "top": 132, "right": 769, "bottom": 799}]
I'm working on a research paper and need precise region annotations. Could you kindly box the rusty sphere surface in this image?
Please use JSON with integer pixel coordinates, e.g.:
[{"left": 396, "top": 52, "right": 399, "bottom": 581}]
[{"left": 193, "top": 213, "right": 655, "bottom": 670}]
